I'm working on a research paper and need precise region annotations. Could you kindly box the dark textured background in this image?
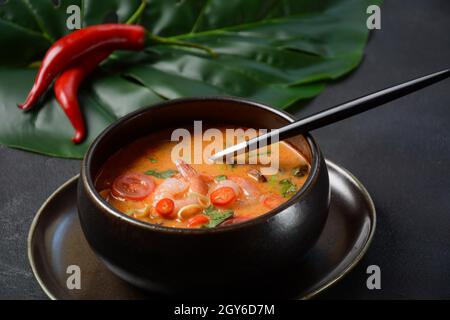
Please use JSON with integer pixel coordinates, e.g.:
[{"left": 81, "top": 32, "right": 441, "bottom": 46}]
[{"left": 1, "top": 0, "right": 449, "bottom": 299}]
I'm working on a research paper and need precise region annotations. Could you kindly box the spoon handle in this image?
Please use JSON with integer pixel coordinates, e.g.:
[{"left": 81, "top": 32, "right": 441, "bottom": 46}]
[
  {"left": 209, "top": 68, "right": 449, "bottom": 161},
  {"left": 275, "top": 68, "right": 450, "bottom": 141}
]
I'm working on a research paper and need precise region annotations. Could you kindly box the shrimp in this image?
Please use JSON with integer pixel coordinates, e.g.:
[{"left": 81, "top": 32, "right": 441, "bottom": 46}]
[
  {"left": 228, "top": 176, "right": 261, "bottom": 204},
  {"left": 152, "top": 177, "right": 202, "bottom": 215},
  {"left": 175, "top": 159, "right": 209, "bottom": 195},
  {"left": 152, "top": 177, "right": 188, "bottom": 207}
]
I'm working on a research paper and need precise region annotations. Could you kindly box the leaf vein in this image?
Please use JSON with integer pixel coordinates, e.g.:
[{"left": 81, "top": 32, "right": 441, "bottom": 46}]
[
  {"left": 20, "top": 0, "right": 55, "bottom": 42},
  {"left": 189, "top": 0, "right": 211, "bottom": 34}
]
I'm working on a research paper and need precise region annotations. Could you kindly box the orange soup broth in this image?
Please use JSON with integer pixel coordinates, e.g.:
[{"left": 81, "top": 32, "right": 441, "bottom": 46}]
[{"left": 95, "top": 129, "right": 310, "bottom": 228}]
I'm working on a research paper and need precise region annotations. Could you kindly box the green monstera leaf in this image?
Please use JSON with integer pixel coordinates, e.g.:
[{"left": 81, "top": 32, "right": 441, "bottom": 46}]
[{"left": 0, "top": 0, "right": 381, "bottom": 158}]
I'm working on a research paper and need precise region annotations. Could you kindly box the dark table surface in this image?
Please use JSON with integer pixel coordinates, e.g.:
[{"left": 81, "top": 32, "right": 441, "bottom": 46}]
[{"left": 1, "top": 0, "right": 449, "bottom": 300}]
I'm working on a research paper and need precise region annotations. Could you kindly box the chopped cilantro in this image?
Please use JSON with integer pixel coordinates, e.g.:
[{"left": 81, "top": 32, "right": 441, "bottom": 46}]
[
  {"left": 144, "top": 169, "right": 178, "bottom": 179},
  {"left": 279, "top": 179, "right": 297, "bottom": 198},
  {"left": 215, "top": 175, "right": 227, "bottom": 182},
  {"left": 268, "top": 174, "right": 279, "bottom": 188},
  {"left": 202, "top": 205, "right": 234, "bottom": 228}
]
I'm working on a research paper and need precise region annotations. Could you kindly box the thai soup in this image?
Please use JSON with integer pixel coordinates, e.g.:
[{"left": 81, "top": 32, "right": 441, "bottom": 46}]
[{"left": 95, "top": 127, "right": 310, "bottom": 228}]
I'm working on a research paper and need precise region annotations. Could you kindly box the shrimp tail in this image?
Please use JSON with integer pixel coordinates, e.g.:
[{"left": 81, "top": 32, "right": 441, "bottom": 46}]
[
  {"left": 175, "top": 159, "right": 209, "bottom": 195},
  {"left": 175, "top": 159, "right": 197, "bottom": 179}
]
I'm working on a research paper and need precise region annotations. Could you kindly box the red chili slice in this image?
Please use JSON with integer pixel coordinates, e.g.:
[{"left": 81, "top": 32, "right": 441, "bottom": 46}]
[
  {"left": 187, "top": 214, "right": 210, "bottom": 228},
  {"left": 155, "top": 198, "right": 175, "bottom": 217},
  {"left": 263, "top": 193, "right": 284, "bottom": 209},
  {"left": 210, "top": 187, "right": 237, "bottom": 206},
  {"left": 112, "top": 172, "right": 155, "bottom": 201}
]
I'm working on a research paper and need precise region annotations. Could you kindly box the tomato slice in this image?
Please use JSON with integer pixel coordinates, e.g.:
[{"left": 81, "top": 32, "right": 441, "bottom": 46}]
[
  {"left": 155, "top": 198, "right": 175, "bottom": 217},
  {"left": 210, "top": 187, "right": 237, "bottom": 206},
  {"left": 112, "top": 172, "right": 155, "bottom": 201},
  {"left": 263, "top": 193, "right": 284, "bottom": 209},
  {"left": 220, "top": 216, "right": 251, "bottom": 226},
  {"left": 187, "top": 214, "right": 210, "bottom": 228}
]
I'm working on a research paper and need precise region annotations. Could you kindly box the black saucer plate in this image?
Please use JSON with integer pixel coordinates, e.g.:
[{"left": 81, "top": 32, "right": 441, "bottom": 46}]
[{"left": 28, "top": 160, "right": 376, "bottom": 300}]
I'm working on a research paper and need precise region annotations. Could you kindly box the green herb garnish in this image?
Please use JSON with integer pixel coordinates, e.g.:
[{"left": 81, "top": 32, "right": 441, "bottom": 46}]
[
  {"left": 202, "top": 205, "right": 234, "bottom": 228},
  {"left": 147, "top": 156, "right": 157, "bottom": 163},
  {"left": 144, "top": 169, "right": 178, "bottom": 179},
  {"left": 279, "top": 179, "right": 297, "bottom": 198},
  {"left": 292, "top": 165, "right": 308, "bottom": 177},
  {"left": 215, "top": 175, "right": 227, "bottom": 182},
  {"left": 268, "top": 174, "right": 279, "bottom": 188}
]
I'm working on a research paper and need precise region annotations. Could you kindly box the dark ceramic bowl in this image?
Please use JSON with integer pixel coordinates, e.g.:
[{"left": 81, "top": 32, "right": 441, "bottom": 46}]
[{"left": 77, "top": 97, "right": 330, "bottom": 296}]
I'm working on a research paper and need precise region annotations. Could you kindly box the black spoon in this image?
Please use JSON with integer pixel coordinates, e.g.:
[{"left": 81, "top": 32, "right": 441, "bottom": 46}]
[{"left": 209, "top": 68, "right": 450, "bottom": 162}]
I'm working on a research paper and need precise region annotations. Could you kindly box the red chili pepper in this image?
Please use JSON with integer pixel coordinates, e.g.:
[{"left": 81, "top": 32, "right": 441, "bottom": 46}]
[
  {"left": 155, "top": 198, "right": 175, "bottom": 218},
  {"left": 18, "top": 24, "right": 146, "bottom": 111},
  {"left": 187, "top": 214, "right": 210, "bottom": 228},
  {"left": 18, "top": 21, "right": 217, "bottom": 144},
  {"left": 210, "top": 187, "right": 237, "bottom": 207},
  {"left": 53, "top": 50, "right": 112, "bottom": 143}
]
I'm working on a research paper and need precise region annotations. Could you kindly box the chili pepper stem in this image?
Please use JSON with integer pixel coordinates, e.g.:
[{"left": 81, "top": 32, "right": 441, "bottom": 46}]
[
  {"left": 147, "top": 32, "right": 218, "bottom": 58},
  {"left": 126, "top": 0, "right": 216, "bottom": 57},
  {"left": 126, "top": 0, "right": 147, "bottom": 25},
  {"left": 28, "top": 61, "right": 42, "bottom": 69}
]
